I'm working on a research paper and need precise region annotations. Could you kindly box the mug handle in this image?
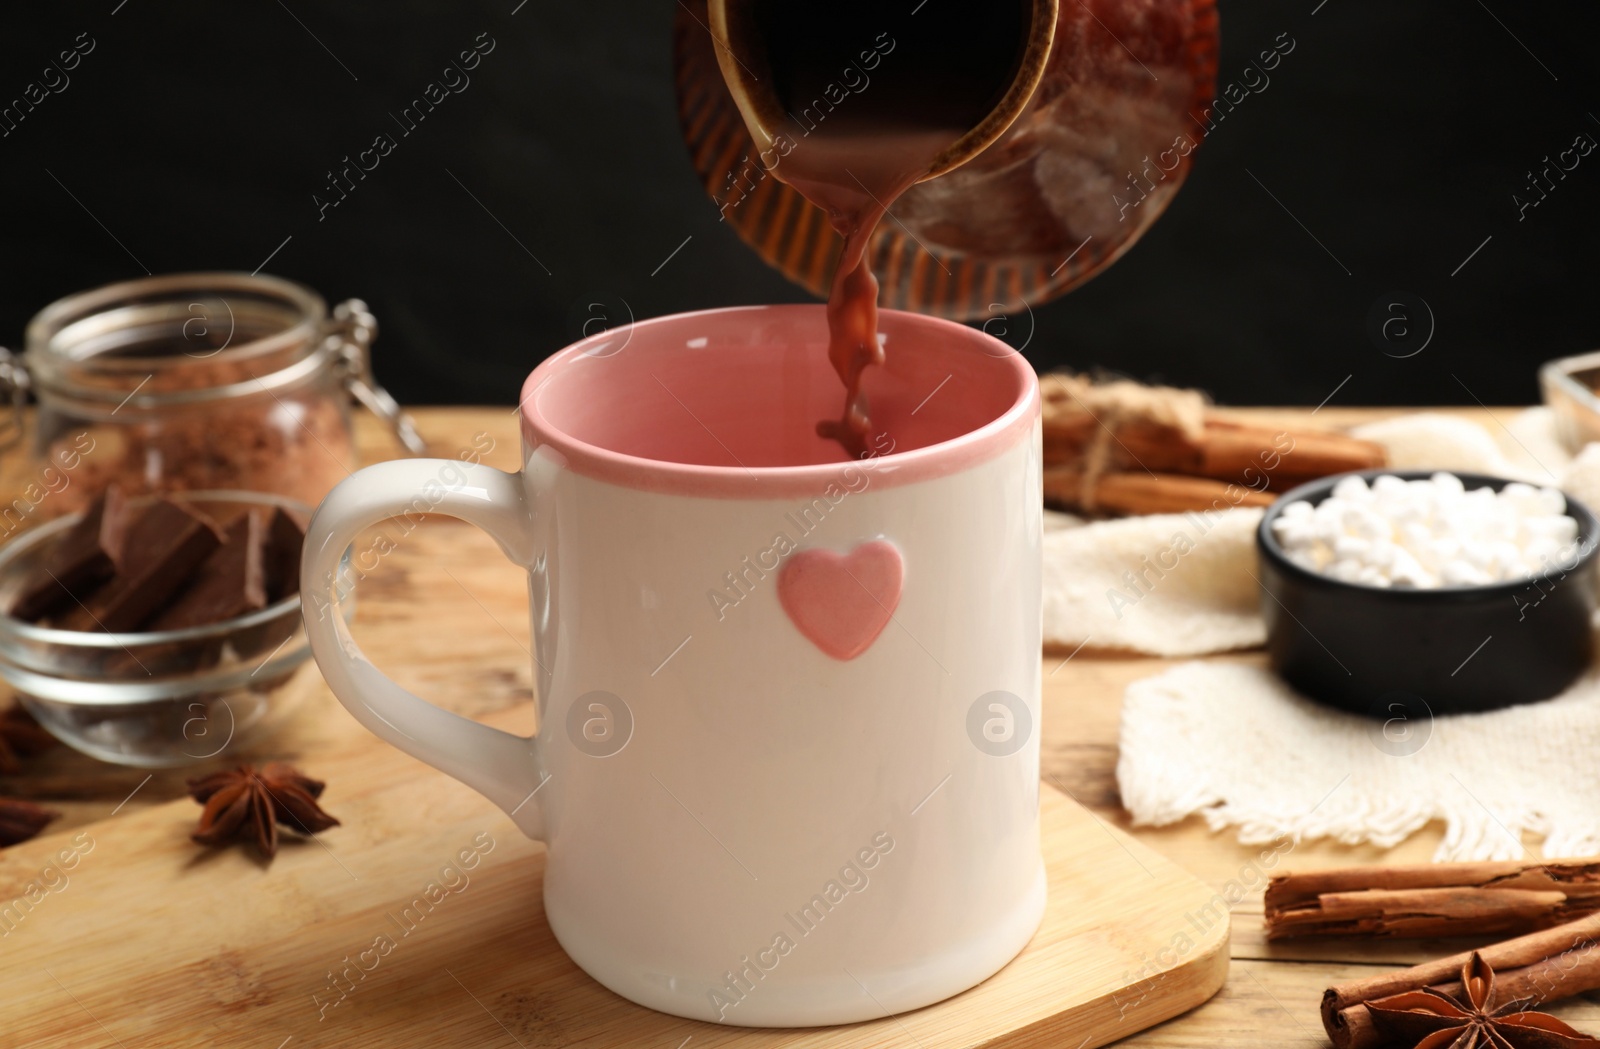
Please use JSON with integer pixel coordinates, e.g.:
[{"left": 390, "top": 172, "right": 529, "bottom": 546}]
[{"left": 300, "top": 458, "right": 548, "bottom": 839}]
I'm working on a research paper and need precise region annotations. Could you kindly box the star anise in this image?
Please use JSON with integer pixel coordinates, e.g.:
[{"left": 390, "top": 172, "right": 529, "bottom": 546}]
[
  {"left": 1368, "top": 951, "right": 1600, "bottom": 1049},
  {"left": 0, "top": 797, "right": 59, "bottom": 847},
  {"left": 186, "top": 763, "right": 340, "bottom": 858},
  {"left": 0, "top": 704, "right": 57, "bottom": 773}
]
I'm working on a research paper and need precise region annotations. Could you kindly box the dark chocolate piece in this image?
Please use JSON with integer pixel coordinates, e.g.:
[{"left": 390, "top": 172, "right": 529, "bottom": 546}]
[
  {"left": 9, "top": 485, "right": 128, "bottom": 622},
  {"left": 263, "top": 507, "right": 306, "bottom": 600},
  {"left": 60, "top": 500, "right": 222, "bottom": 632},
  {"left": 148, "top": 511, "right": 269, "bottom": 631},
  {"left": 229, "top": 509, "right": 308, "bottom": 666}
]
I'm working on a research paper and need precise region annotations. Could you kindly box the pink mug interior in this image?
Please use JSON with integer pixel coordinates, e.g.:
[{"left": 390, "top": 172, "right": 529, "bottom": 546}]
[{"left": 519, "top": 305, "right": 1038, "bottom": 497}]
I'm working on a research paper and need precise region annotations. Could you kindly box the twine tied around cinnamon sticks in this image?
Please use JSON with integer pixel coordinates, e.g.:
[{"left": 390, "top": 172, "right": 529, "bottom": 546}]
[
  {"left": 1038, "top": 372, "right": 1386, "bottom": 516},
  {"left": 1041, "top": 373, "right": 1208, "bottom": 512}
]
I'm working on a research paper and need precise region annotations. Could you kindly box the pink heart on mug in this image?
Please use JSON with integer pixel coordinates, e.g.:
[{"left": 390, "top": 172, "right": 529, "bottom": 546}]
[{"left": 777, "top": 540, "right": 903, "bottom": 661}]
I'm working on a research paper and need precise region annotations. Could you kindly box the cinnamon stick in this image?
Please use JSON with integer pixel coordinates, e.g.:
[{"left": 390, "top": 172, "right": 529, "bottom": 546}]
[
  {"left": 1043, "top": 466, "right": 1275, "bottom": 517},
  {"left": 1042, "top": 416, "right": 1385, "bottom": 491},
  {"left": 1267, "top": 858, "right": 1600, "bottom": 940},
  {"left": 1203, "top": 420, "right": 1385, "bottom": 482},
  {"left": 1323, "top": 913, "right": 1600, "bottom": 1049}
]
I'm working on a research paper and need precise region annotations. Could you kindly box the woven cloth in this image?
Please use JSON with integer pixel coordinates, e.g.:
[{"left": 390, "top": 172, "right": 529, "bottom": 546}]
[
  {"left": 1071, "top": 408, "right": 1600, "bottom": 860},
  {"left": 1116, "top": 661, "right": 1600, "bottom": 861}
]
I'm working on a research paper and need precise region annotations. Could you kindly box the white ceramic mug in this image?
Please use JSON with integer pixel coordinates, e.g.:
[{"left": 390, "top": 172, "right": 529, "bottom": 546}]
[{"left": 301, "top": 304, "right": 1043, "bottom": 1026}]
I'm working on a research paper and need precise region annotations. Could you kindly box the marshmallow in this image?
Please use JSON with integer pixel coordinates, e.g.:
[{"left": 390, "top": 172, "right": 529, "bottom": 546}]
[
  {"left": 1274, "top": 472, "right": 1582, "bottom": 588},
  {"left": 1331, "top": 475, "right": 1372, "bottom": 502}
]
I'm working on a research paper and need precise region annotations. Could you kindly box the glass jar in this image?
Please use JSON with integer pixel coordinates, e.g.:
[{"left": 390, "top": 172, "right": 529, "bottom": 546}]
[
  {"left": 0, "top": 272, "right": 420, "bottom": 519},
  {"left": 0, "top": 490, "right": 350, "bottom": 768}
]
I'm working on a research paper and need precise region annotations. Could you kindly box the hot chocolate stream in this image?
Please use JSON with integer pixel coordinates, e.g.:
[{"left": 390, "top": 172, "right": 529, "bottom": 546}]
[
  {"left": 735, "top": 0, "right": 1032, "bottom": 456},
  {"left": 777, "top": 131, "right": 963, "bottom": 456}
]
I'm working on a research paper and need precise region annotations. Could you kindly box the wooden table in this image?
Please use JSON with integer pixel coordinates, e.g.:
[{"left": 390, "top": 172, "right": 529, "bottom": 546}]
[{"left": 6, "top": 404, "right": 1598, "bottom": 1046}]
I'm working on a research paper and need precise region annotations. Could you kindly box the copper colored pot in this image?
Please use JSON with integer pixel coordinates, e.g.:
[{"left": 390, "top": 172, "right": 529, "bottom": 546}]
[{"left": 674, "top": 0, "right": 1219, "bottom": 319}]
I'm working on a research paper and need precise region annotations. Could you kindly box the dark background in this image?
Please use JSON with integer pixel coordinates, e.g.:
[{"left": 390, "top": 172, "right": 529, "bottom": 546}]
[{"left": 2, "top": 1, "right": 1597, "bottom": 408}]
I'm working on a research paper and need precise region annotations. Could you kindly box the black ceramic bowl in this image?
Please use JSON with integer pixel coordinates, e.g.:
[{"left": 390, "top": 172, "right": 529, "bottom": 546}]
[{"left": 1256, "top": 470, "right": 1600, "bottom": 716}]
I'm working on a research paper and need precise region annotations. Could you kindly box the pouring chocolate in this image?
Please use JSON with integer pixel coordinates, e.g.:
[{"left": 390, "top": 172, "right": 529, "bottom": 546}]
[{"left": 709, "top": 0, "right": 1055, "bottom": 452}]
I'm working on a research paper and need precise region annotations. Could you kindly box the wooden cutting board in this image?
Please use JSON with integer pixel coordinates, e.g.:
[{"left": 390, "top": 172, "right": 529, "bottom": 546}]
[{"left": 1, "top": 698, "right": 1227, "bottom": 1049}]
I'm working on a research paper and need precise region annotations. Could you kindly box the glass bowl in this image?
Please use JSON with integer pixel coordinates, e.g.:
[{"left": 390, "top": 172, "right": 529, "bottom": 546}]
[{"left": 0, "top": 490, "right": 350, "bottom": 767}]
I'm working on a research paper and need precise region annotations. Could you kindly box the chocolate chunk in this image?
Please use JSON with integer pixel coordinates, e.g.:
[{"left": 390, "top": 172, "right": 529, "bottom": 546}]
[
  {"left": 263, "top": 507, "right": 306, "bottom": 600},
  {"left": 9, "top": 485, "right": 128, "bottom": 622},
  {"left": 59, "top": 500, "right": 223, "bottom": 632},
  {"left": 227, "top": 508, "right": 308, "bottom": 666},
  {"left": 148, "top": 511, "right": 269, "bottom": 631}
]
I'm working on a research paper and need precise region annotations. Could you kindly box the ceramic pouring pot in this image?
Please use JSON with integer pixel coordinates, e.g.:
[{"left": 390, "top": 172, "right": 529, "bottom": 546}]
[{"left": 674, "top": 0, "right": 1219, "bottom": 319}]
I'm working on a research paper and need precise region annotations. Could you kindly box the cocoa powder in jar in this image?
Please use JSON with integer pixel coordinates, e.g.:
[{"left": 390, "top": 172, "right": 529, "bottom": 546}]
[{"left": 48, "top": 391, "right": 352, "bottom": 517}]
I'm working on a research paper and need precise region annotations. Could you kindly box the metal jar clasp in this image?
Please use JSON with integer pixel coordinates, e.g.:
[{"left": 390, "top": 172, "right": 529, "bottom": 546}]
[
  {"left": 0, "top": 346, "right": 31, "bottom": 452},
  {"left": 323, "top": 298, "right": 425, "bottom": 455}
]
